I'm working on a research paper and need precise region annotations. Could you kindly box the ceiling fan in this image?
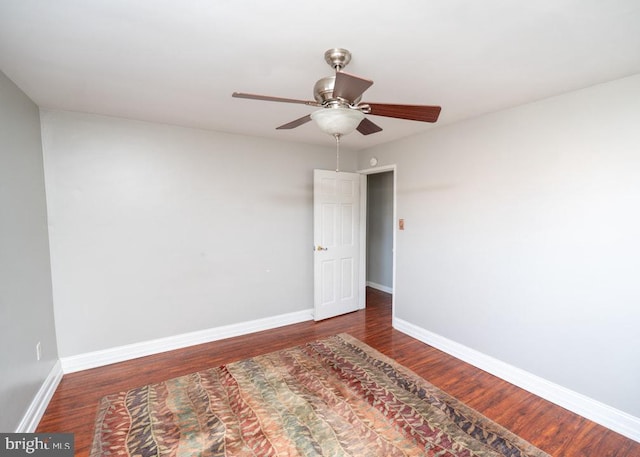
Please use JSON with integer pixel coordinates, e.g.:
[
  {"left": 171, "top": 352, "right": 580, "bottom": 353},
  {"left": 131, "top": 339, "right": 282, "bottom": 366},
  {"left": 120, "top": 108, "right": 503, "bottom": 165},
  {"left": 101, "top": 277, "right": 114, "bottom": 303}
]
[{"left": 232, "top": 48, "right": 441, "bottom": 137}]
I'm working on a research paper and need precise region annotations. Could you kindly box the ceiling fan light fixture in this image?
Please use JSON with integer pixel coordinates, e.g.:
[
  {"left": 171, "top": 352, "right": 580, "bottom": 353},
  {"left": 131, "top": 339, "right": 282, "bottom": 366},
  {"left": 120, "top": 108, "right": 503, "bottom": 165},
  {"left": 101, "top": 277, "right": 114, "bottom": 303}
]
[
  {"left": 311, "top": 107, "right": 364, "bottom": 136},
  {"left": 233, "top": 48, "right": 441, "bottom": 137}
]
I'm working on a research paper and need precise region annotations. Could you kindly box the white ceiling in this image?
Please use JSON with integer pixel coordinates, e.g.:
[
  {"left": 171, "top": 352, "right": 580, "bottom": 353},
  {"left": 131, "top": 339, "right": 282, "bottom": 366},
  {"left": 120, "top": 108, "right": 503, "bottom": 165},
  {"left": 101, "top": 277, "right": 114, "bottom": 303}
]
[{"left": 1, "top": 1, "right": 639, "bottom": 150}]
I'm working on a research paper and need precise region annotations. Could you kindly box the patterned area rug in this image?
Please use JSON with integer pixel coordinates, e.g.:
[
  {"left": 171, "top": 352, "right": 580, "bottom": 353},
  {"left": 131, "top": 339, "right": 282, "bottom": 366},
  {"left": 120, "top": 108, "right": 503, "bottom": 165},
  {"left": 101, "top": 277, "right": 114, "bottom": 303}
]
[{"left": 91, "top": 333, "right": 550, "bottom": 457}]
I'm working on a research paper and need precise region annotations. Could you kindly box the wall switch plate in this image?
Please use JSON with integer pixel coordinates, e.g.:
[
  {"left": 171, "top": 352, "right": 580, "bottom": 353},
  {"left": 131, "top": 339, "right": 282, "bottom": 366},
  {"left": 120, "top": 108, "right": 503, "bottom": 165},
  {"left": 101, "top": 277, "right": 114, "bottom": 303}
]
[{"left": 36, "top": 342, "right": 41, "bottom": 361}]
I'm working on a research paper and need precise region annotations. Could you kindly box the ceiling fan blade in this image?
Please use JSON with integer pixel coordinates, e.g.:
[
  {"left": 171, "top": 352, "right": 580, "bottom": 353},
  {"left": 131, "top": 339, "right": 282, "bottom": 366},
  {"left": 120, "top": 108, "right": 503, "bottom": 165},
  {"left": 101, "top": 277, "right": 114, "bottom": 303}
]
[
  {"left": 357, "top": 118, "right": 383, "bottom": 135},
  {"left": 366, "top": 103, "right": 441, "bottom": 123},
  {"left": 276, "top": 114, "right": 312, "bottom": 130},
  {"left": 333, "top": 72, "right": 373, "bottom": 102},
  {"left": 232, "top": 92, "right": 319, "bottom": 106}
]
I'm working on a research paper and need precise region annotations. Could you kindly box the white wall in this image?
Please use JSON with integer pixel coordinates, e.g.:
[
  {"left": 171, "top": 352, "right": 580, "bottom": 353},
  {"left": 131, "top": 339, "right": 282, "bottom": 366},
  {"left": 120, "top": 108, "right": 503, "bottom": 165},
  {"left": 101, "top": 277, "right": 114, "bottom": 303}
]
[
  {"left": 40, "top": 110, "right": 353, "bottom": 358},
  {"left": 0, "top": 71, "right": 58, "bottom": 431},
  {"left": 358, "top": 74, "right": 640, "bottom": 418}
]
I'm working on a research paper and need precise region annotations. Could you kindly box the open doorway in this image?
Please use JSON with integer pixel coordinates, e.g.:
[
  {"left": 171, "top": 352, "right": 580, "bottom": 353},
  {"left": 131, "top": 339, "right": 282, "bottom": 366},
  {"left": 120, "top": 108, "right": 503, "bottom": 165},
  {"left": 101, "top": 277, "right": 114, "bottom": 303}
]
[
  {"left": 366, "top": 171, "right": 394, "bottom": 293},
  {"left": 360, "top": 166, "right": 395, "bottom": 313}
]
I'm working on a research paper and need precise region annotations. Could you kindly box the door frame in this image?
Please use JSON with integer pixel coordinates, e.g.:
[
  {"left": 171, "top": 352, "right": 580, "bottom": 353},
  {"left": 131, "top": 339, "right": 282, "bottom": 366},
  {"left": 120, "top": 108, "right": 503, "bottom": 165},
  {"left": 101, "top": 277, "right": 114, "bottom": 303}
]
[{"left": 357, "top": 164, "right": 397, "bottom": 317}]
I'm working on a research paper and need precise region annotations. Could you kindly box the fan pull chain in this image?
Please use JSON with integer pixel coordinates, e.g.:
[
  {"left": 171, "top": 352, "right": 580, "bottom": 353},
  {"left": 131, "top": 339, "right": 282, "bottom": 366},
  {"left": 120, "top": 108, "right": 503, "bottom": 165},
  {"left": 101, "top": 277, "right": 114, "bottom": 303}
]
[{"left": 334, "top": 133, "right": 341, "bottom": 172}]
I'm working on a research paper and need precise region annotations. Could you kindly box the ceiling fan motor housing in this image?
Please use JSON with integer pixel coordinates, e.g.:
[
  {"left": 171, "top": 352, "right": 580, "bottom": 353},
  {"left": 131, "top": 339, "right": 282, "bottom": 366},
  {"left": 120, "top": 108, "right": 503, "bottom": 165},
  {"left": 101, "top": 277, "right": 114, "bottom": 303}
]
[
  {"left": 313, "top": 76, "right": 336, "bottom": 103},
  {"left": 314, "top": 49, "right": 362, "bottom": 106},
  {"left": 313, "top": 75, "right": 363, "bottom": 106}
]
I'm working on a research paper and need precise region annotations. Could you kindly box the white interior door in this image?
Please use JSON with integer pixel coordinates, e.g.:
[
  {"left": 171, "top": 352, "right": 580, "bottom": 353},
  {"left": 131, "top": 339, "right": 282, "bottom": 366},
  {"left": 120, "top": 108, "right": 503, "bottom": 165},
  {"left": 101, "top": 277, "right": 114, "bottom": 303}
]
[{"left": 313, "top": 169, "right": 361, "bottom": 321}]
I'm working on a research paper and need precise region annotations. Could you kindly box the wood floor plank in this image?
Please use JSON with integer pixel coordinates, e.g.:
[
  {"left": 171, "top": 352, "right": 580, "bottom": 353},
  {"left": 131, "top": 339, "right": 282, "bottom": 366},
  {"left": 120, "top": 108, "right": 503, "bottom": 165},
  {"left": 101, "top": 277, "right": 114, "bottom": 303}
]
[{"left": 36, "top": 288, "right": 639, "bottom": 456}]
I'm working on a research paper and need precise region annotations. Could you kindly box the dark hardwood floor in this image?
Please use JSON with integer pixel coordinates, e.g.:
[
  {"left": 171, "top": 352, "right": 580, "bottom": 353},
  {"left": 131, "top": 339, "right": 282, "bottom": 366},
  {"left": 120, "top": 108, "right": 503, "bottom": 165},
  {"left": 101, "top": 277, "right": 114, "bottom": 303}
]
[{"left": 37, "top": 288, "right": 638, "bottom": 456}]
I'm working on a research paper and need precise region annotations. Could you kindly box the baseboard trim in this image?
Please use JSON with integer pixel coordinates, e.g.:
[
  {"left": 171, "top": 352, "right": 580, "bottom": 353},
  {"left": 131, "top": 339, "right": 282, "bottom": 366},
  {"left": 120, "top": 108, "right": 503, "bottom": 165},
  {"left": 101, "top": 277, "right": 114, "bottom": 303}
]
[
  {"left": 16, "top": 360, "right": 63, "bottom": 432},
  {"left": 393, "top": 317, "right": 640, "bottom": 444},
  {"left": 366, "top": 281, "right": 393, "bottom": 294},
  {"left": 61, "top": 309, "right": 314, "bottom": 373}
]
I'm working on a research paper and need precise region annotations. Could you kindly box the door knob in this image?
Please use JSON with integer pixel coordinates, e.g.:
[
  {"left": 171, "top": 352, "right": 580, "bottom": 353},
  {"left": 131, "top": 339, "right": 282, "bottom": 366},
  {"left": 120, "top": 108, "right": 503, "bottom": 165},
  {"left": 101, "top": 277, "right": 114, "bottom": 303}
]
[{"left": 316, "top": 245, "right": 328, "bottom": 251}]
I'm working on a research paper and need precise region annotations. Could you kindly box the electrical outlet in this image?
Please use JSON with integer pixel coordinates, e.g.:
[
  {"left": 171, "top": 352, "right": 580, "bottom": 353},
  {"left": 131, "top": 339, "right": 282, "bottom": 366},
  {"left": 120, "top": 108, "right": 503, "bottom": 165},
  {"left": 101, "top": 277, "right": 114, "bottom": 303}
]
[{"left": 36, "top": 342, "right": 41, "bottom": 361}]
